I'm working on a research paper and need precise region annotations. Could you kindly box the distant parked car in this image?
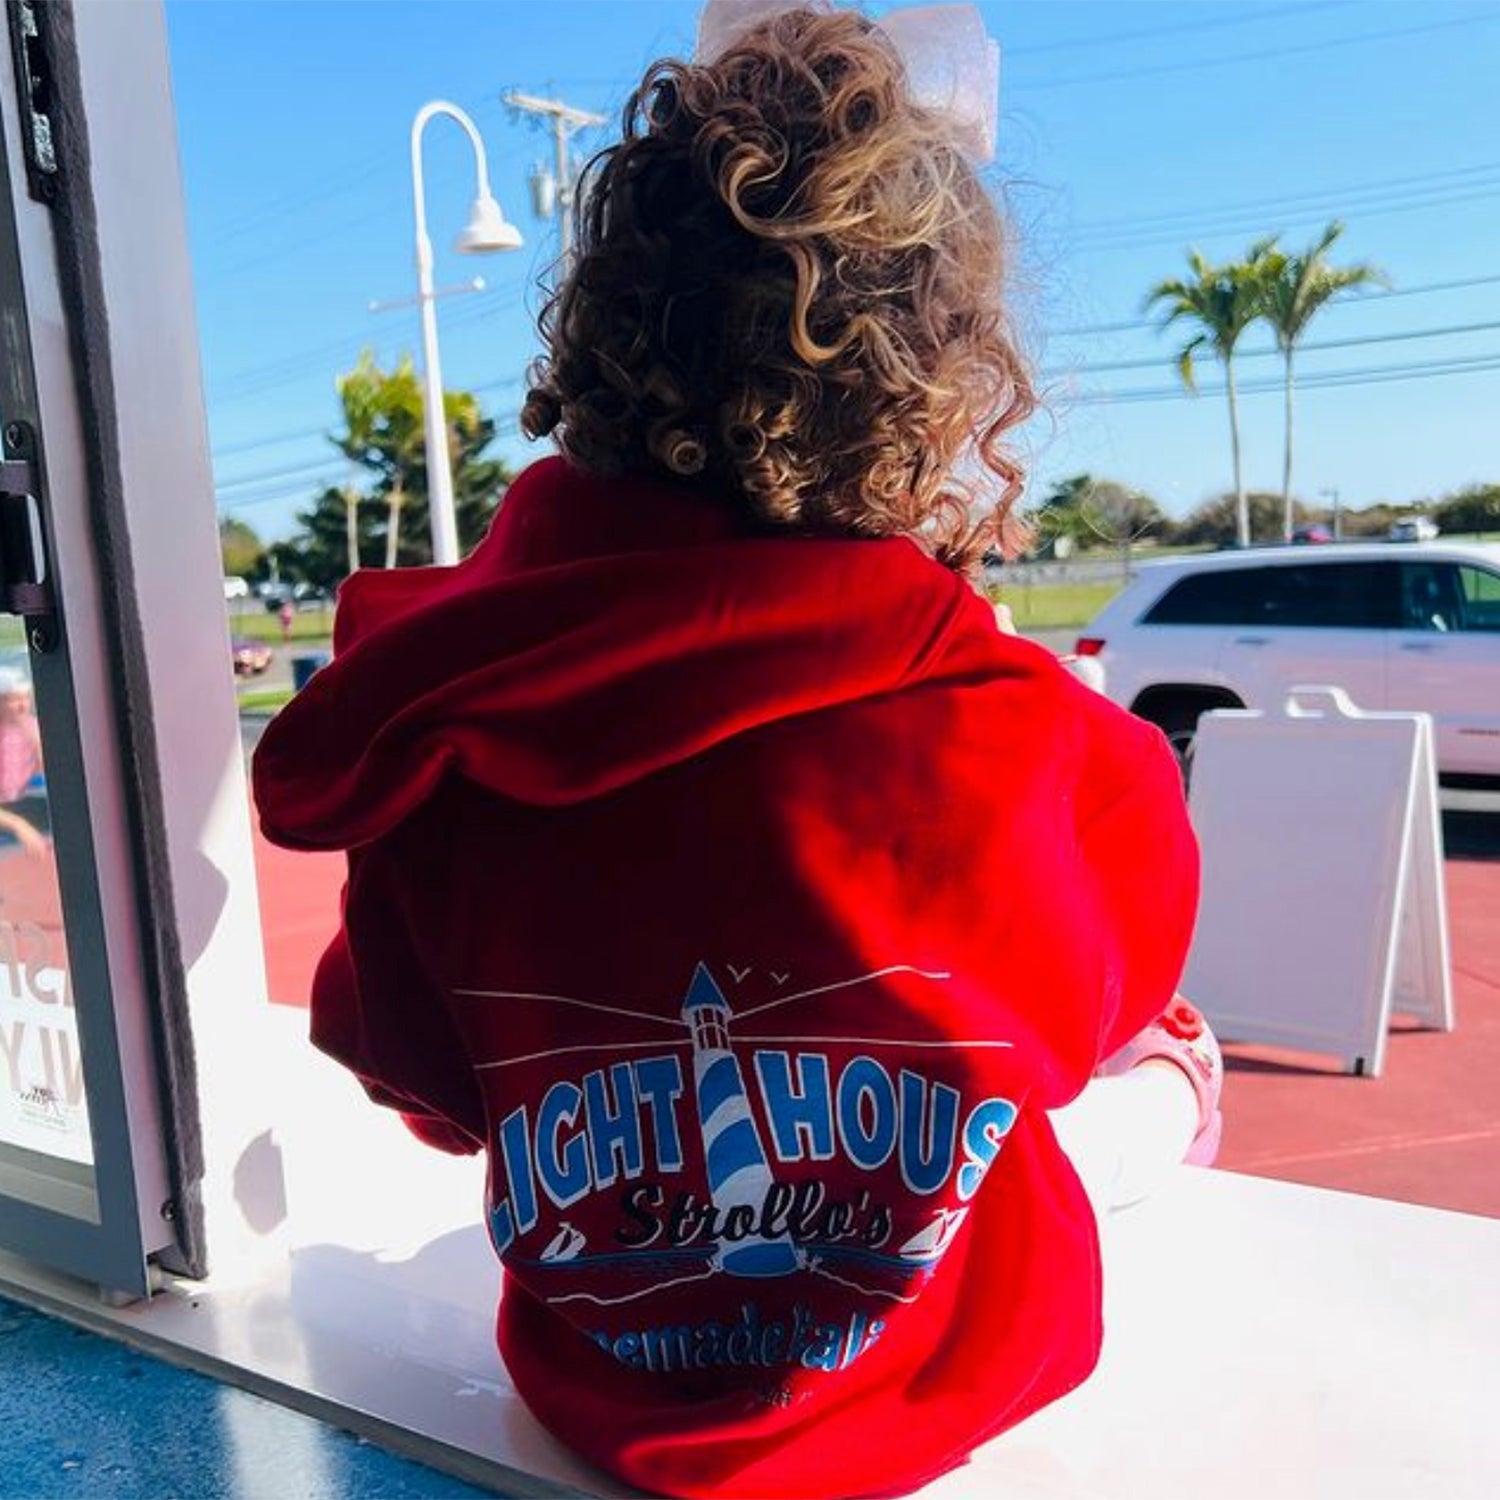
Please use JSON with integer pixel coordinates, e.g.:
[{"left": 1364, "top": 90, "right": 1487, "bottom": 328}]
[
  {"left": 223, "top": 576, "right": 250, "bottom": 600},
  {"left": 231, "top": 637, "right": 274, "bottom": 677},
  {"left": 1390, "top": 517, "right": 1439, "bottom": 543},
  {"left": 1074, "top": 541, "right": 1500, "bottom": 784},
  {"left": 1291, "top": 523, "right": 1333, "bottom": 545},
  {"left": 258, "top": 582, "right": 294, "bottom": 612}
]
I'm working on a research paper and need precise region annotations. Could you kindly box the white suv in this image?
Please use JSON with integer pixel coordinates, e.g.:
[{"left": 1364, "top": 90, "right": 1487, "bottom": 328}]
[
  {"left": 1390, "top": 517, "right": 1439, "bottom": 543},
  {"left": 1077, "top": 541, "right": 1500, "bottom": 784}
]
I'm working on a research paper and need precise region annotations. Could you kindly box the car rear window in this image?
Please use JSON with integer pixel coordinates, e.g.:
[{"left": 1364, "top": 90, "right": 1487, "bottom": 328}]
[
  {"left": 1459, "top": 565, "right": 1500, "bottom": 632},
  {"left": 1143, "top": 562, "right": 1401, "bottom": 629}
]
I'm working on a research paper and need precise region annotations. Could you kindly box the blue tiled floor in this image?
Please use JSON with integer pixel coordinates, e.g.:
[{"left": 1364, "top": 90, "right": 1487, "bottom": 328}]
[{"left": 0, "top": 1295, "right": 502, "bottom": 1498}]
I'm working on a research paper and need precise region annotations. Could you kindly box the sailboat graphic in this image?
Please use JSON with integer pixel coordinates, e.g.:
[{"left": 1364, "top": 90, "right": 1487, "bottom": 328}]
[
  {"left": 681, "top": 962, "right": 802, "bottom": 1278},
  {"left": 896, "top": 1208, "right": 969, "bottom": 1262},
  {"left": 540, "top": 1221, "right": 587, "bottom": 1262}
]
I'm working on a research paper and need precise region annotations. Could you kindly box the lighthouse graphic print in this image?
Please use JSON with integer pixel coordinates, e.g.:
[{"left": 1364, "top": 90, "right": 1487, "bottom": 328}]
[{"left": 467, "top": 960, "right": 1021, "bottom": 1381}]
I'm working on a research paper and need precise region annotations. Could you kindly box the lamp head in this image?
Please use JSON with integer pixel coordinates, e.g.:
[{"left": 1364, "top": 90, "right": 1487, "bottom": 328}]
[{"left": 454, "top": 194, "right": 523, "bottom": 254}]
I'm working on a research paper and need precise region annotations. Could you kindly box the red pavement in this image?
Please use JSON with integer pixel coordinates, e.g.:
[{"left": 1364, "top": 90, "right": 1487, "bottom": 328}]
[
  {"left": 251, "top": 814, "right": 1500, "bottom": 1219},
  {"left": 255, "top": 834, "right": 344, "bottom": 1008},
  {"left": 1214, "top": 828, "right": 1500, "bottom": 1217}
]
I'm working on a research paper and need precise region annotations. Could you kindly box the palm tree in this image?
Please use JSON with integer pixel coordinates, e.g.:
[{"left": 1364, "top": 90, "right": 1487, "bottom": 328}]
[
  {"left": 335, "top": 354, "right": 425, "bottom": 568},
  {"left": 1147, "top": 241, "right": 1276, "bottom": 548},
  {"left": 1259, "top": 221, "right": 1387, "bottom": 541},
  {"left": 341, "top": 482, "right": 361, "bottom": 577}
]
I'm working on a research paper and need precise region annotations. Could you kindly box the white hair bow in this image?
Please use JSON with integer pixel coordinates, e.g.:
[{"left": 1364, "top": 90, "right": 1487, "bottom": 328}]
[{"left": 694, "top": 1, "right": 1001, "bottom": 162}]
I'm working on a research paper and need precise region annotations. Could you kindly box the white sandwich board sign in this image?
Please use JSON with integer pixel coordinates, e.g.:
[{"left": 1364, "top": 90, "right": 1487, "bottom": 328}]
[{"left": 1183, "top": 687, "right": 1453, "bottom": 1077}]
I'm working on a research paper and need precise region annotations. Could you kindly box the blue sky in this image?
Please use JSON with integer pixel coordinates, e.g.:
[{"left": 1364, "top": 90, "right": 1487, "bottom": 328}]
[{"left": 167, "top": 0, "right": 1500, "bottom": 542}]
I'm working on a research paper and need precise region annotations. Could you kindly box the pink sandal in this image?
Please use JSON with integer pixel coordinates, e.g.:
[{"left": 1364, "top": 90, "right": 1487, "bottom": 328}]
[{"left": 1097, "top": 996, "right": 1223, "bottom": 1167}]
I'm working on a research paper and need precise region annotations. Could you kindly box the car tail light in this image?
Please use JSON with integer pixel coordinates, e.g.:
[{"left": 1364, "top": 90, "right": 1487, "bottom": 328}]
[{"left": 1074, "top": 636, "right": 1106, "bottom": 657}]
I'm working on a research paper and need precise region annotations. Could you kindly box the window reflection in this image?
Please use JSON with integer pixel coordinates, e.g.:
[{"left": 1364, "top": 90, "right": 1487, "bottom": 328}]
[{"left": 0, "top": 648, "right": 90, "bottom": 1166}]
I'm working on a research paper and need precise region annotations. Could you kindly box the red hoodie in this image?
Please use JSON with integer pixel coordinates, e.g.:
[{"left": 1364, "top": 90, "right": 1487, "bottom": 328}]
[{"left": 253, "top": 456, "right": 1198, "bottom": 1499}]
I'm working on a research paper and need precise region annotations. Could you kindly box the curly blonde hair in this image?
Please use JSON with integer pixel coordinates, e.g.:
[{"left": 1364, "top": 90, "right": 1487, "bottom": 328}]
[{"left": 521, "top": 4, "right": 1034, "bottom": 572}]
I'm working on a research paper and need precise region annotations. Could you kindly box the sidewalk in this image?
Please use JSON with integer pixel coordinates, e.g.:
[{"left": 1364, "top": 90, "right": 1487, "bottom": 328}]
[{"left": 251, "top": 810, "right": 1500, "bottom": 1219}]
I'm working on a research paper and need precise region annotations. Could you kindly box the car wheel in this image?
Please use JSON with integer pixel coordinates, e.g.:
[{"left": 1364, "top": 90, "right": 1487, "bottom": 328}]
[{"left": 1152, "top": 709, "right": 1202, "bottom": 791}]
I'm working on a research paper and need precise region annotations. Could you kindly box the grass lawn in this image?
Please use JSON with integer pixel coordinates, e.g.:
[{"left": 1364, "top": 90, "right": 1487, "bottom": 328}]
[
  {"left": 226, "top": 580, "right": 1128, "bottom": 695},
  {"left": 228, "top": 578, "right": 1134, "bottom": 646},
  {"left": 988, "top": 579, "right": 1124, "bottom": 630},
  {"left": 237, "top": 685, "right": 296, "bottom": 714},
  {"left": 228, "top": 607, "right": 335, "bottom": 644}
]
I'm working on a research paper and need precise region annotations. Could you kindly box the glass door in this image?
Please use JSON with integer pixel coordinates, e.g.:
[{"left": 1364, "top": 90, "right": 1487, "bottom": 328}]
[{"left": 0, "top": 0, "right": 172, "bottom": 1297}]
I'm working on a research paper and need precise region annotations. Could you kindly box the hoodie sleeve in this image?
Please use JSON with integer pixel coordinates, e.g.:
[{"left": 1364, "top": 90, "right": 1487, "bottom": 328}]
[
  {"left": 310, "top": 849, "right": 486, "bottom": 1155},
  {"left": 1073, "top": 704, "right": 1201, "bottom": 1065}
]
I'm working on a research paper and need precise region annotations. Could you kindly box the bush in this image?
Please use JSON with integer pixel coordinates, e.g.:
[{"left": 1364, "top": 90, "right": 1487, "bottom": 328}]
[
  {"left": 1172, "top": 491, "right": 1309, "bottom": 547},
  {"left": 1336, "top": 503, "right": 1402, "bottom": 538},
  {"left": 1433, "top": 484, "right": 1500, "bottom": 537}
]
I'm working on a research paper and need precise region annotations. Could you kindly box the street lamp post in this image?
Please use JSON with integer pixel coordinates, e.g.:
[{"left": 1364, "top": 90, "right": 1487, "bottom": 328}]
[{"left": 409, "top": 100, "right": 522, "bottom": 566}]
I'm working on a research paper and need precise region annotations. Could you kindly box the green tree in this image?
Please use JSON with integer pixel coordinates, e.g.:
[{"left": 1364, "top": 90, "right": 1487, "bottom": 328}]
[
  {"left": 263, "top": 540, "right": 312, "bottom": 585},
  {"left": 1433, "top": 483, "right": 1500, "bottom": 537},
  {"left": 1146, "top": 241, "right": 1277, "bottom": 549},
  {"left": 334, "top": 352, "right": 426, "bottom": 570},
  {"left": 1033, "top": 473, "right": 1162, "bottom": 561},
  {"left": 218, "top": 516, "right": 264, "bottom": 578},
  {"left": 291, "top": 352, "right": 512, "bottom": 586},
  {"left": 1174, "top": 490, "right": 1304, "bottom": 549},
  {"left": 1258, "top": 222, "right": 1387, "bottom": 541},
  {"left": 1027, "top": 474, "right": 1094, "bottom": 553}
]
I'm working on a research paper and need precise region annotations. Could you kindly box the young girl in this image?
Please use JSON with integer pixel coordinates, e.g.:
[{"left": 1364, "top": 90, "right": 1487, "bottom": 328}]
[{"left": 254, "top": 5, "right": 1220, "bottom": 1494}]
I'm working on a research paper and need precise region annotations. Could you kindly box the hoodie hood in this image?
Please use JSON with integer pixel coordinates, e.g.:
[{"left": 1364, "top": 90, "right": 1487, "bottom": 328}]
[{"left": 253, "top": 457, "right": 1032, "bottom": 852}]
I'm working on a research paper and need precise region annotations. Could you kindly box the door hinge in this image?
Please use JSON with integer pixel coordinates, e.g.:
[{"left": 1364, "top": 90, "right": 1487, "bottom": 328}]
[
  {"left": 0, "top": 421, "right": 56, "bottom": 649},
  {"left": 7, "top": 0, "right": 59, "bottom": 205}
]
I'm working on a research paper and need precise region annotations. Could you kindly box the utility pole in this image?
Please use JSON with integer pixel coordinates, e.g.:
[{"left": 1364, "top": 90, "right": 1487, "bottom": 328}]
[
  {"left": 1320, "top": 486, "right": 1342, "bottom": 541},
  {"left": 502, "top": 91, "right": 606, "bottom": 265}
]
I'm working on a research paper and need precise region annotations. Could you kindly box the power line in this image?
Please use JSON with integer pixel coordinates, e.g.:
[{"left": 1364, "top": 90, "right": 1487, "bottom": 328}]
[
  {"left": 1018, "top": 11, "right": 1497, "bottom": 91},
  {"left": 1069, "top": 348, "right": 1500, "bottom": 406},
  {"left": 215, "top": 480, "right": 343, "bottom": 515},
  {"left": 213, "top": 423, "right": 334, "bottom": 459},
  {"left": 197, "top": 94, "right": 503, "bottom": 257},
  {"left": 212, "top": 150, "right": 476, "bottom": 280},
  {"left": 1006, "top": 1, "right": 1349, "bottom": 57},
  {"left": 213, "top": 408, "right": 524, "bottom": 503},
  {"left": 1051, "top": 273, "right": 1500, "bottom": 338},
  {"left": 215, "top": 457, "right": 346, "bottom": 493},
  {"left": 217, "top": 488, "right": 334, "bottom": 515},
  {"left": 209, "top": 374, "right": 529, "bottom": 473},
  {"left": 207, "top": 303, "right": 1498, "bottom": 472},
  {"left": 470, "top": 373, "right": 529, "bottom": 397},
  {"left": 214, "top": 340, "right": 1500, "bottom": 511},
  {"left": 1376, "top": 271, "right": 1500, "bottom": 302},
  {"left": 1073, "top": 179, "right": 1500, "bottom": 256},
  {"left": 209, "top": 285, "right": 530, "bottom": 405},
  {"left": 1068, "top": 159, "right": 1500, "bottom": 241},
  {"left": 1296, "top": 351, "right": 1500, "bottom": 391},
  {"left": 187, "top": 11, "right": 1486, "bottom": 271},
  {"left": 215, "top": 214, "right": 1499, "bottom": 392},
  {"left": 1048, "top": 317, "right": 1500, "bottom": 379},
  {"left": 199, "top": 153, "right": 395, "bottom": 251},
  {"left": 209, "top": 332, "right": 406, "bottom": 403},
  {"left": 192, "top": 25, "right": 1493, "bottom": 279}
]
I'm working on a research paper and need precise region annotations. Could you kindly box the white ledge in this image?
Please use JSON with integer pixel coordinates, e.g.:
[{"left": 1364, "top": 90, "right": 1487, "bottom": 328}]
[{"left": 4, "top": 1013, "right": 1497, "bottom": 1500}]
